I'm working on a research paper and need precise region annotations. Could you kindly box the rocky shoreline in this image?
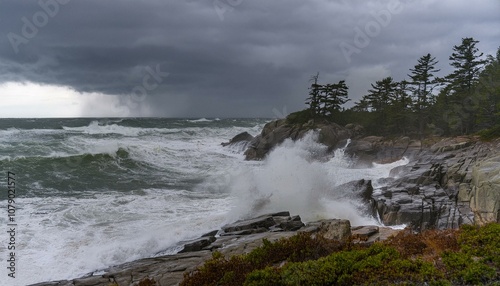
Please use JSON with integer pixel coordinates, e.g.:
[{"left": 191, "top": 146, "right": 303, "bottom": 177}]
[
  {"left": 231, "top": 118, "right": 500, "bottom": 230},
  {"left": 31, "top": 212, "right": 400, "bottom": 286},
  {"left": 35, "top": 119, "right": 500, "bottom": 286}
]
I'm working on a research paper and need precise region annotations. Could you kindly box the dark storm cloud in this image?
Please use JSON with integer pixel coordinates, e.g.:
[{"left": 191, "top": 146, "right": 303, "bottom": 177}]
[{"left": 1, "top": 0, "right": 499, "bottom": 117}]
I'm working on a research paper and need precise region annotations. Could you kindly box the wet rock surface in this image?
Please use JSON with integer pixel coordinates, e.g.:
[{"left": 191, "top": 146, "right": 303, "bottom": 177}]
[
  {"left": 243, "top": 119, "right": 354, "bottom": 160},
  {"left": 232, "top": 119, "right": 499, "bottom": 231},
  {"left": 221, "top": 131, "right": 254, "bottom": 147},
  {"left": 36, "top": 128, "right": 500, "bottom": 286},
  {"left": 32, "top": 212, "right": 397, "bottom": 286},
  {"left": 223, "top": 122, "right": 500, "bottom": 232},
  {"left": 368, "top": 137, "right": 500, "bottom": 231},
  {"left": 346, "top": 136, "right": 423, "bottom": 165}
]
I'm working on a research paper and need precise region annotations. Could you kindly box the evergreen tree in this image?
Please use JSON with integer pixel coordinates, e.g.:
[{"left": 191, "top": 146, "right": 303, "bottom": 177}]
[
  {"left": 319, "top": 80, "right": 350, "bottom": 117},
  {"left": 352, "top": 98, "right": 370, "bottom": 112},
  {"left": 408, "top": 53, "right": 441, "bottom": 136},
  {"left": 305, "top": 73, "right": 321, "bottom": 117},
  {"left": 389, "top": 80, "right": 414, "bottom": 135},
  {"left": 475, "top": 47, "right": 500, "bottom": 129},
  {"left": 360, "top": 77, "right": 398, "bottom": 133},
  {"left": 364, "top": 77, "right": 398, "bottom": 112},
  {"left": 305, "top": 74, "right": 350, "bottom": 119},
  {"left": 446, "top": 37, "right": 487, "bottom": 134}
]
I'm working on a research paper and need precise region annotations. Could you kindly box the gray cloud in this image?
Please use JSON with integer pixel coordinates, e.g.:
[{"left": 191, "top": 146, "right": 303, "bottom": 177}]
[{"left": 1, "top": 0, "right": 499, "bottom": 117}]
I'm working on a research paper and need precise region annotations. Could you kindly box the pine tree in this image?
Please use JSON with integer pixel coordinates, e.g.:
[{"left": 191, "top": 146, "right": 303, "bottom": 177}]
[
  {"left": 352, "top": 98, "right": 370, "bottom": 112},
  {"left": 361, "top": 77, "right": 398, "bottom": 133},
  {"left": 446, "top": 37, "right": 487, "bottom": 134},
  {"left": 306, "top": 75, "right": 349, "bottom": 118},
  {"left": 321, "top": 80, "right": 349, "bottom": 116},
  {"left": 475, "top": 47, "right": 500, "bottom": 129},
  {"left": 408, "top": 53, "right": 441, "bottom": 136},
  {"left": 305, "top": 73, "right": 321, "bottom": 117},
  {"left": 364, "top": 77, "right": 398, "bottom": 112},
  {"left": 389, "top": 80, "right": 414, "bottom": 135}
]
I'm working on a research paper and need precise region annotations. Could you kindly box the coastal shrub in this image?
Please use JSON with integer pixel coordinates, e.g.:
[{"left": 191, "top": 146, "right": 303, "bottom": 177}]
[
  {"left": 246, "top": 244, "right": 443, "bottom": 285},
  {"left": 180, "top": 232, "right": 347, "bottom": 286},
  {"left": 478, "top": 124, "right": 500, "bottom": 140},
  {"left": 286, "top": 109, "right": 313, "bottom": 125},
  {"left": 442, "top": 251, "right": 496, "bottom": 284},
  {"left": 181, "top": 223, "right": 500, "bottom": 286},
  {"left": 385, "top": 228, "right": 460, "bottom": 261},
  {"left": 459, "top": 223, "right": 500, "bottom": 267},
  {"left": 438, "top": 223, "right": 500, "bottom": 284}
]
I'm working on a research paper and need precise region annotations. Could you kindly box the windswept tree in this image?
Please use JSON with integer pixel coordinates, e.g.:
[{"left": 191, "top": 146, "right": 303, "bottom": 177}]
[
  {"left": 449, "top": 38, "right": 486, "bottom": 93},
  {"left": 408, "top": 53, "right": 441, "bottom": 136},
  {"left": 446, "top": 37, "right": 487, "bottom": 134},
  {"left": 305, "top": 73, "right": 321, "bottom": 117},
  {"left": 318, "top": 80, "right": 350, "bottom": 117},
  {"left": 363, "top": 77, "right": 398, "bottom": 112},
  {"left": 352, "top": 98, "right": 370, "bottom": 112},
  {"left": 306, "top": 74, "right": 350, "bottom": 118},
  {"left": 356, "top": 77, "right": 398, "bottom": 133}
]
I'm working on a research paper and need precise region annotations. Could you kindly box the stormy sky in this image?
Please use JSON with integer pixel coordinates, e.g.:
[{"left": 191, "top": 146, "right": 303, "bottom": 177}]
[{"left": 0, "top": 0, "right": 499, "bottom": 118}]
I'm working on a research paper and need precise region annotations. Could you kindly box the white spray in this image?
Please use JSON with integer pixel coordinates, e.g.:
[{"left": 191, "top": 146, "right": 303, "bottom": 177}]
[{"left": 227, "top": 131, "right": 408, "bottom": 225}]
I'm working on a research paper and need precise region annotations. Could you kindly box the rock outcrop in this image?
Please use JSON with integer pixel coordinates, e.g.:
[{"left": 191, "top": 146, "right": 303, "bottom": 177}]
[
  {"left": 32, "top": 212, "right": 399, "bottom": 286},
  {"left": 371, "top": 137, "right": 500, "bottom": 230},
  {"left": 223, "top": 118, "right": 500, "bottom": 231},
  {"left": 221, "top": 131, "right": 254, "bottom": 147},
  {"left": 244, "top": 118, "right": 354, "bottom": 160},
  {"left": 220, "top": 131, "right": 255, "bottom": 153},
  {"left": 346, "top": 136, "right": 423, "bottom": 165},
  {"left": 468, "top": 154, "right": 500, "bottom": 224},
  {"left": 34, "top": 118, "right": 500, "bottom": 286}
]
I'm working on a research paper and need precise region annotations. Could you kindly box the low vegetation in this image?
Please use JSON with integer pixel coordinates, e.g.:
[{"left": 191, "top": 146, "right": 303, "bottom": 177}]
[
  {"left": 181, "top": 223, "right": 500, "bottom": 286},
  {"left": 478, "top": 125, "right": 500, "bottom": 141}
]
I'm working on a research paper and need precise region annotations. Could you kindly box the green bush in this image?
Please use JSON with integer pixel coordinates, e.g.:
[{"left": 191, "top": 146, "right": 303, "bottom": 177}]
[
  {"left": 285, "top": 109, "right": 314, "bottom": 125},
  {"left": 459, "top": 223, "right": 500, "bottom": 266},
  {"left": 181, "top": 232, "right": 345, "bottom": 286},
  {"left": 181, "top": 224, "right": 500, "bottom": 286},
  {"left": 478, "top": 124, "right": 500, "bottom": 140},
  {"left": 245, "top": 244, "right": 442, "bottom": 285}
]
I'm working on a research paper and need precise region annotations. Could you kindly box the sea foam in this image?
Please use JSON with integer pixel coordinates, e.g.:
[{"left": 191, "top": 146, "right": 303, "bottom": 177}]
[
  {"left": 0, "top": 119, "right": 408, "bottom": 285},
  {"left": 226, "top": 131, "right": 409, "bottom": 225}
]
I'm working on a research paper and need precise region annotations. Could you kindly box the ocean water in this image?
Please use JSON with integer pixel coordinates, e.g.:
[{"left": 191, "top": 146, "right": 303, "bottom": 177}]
[{"left": 0, "top": 118, "right": 408, "bottom": 285}]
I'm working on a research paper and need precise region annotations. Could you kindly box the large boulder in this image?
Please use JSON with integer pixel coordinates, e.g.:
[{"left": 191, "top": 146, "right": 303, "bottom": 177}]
[
  {"left": 469, "top": 155, "right": 500, "bottom": 224},
  {"left": 301, "top": 219, "right": 351, "bottom": 242},
  {"left": 244, "top": 119, "right": 353, "bottom": 160}
]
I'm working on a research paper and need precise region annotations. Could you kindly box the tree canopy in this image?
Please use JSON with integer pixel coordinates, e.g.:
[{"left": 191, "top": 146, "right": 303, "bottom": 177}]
[
  {"left": 301, "top": 37, "right": 499, "bottom": 138},
  {"left": 305, "top": 74, "right": 350, "bottom": 119}
]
